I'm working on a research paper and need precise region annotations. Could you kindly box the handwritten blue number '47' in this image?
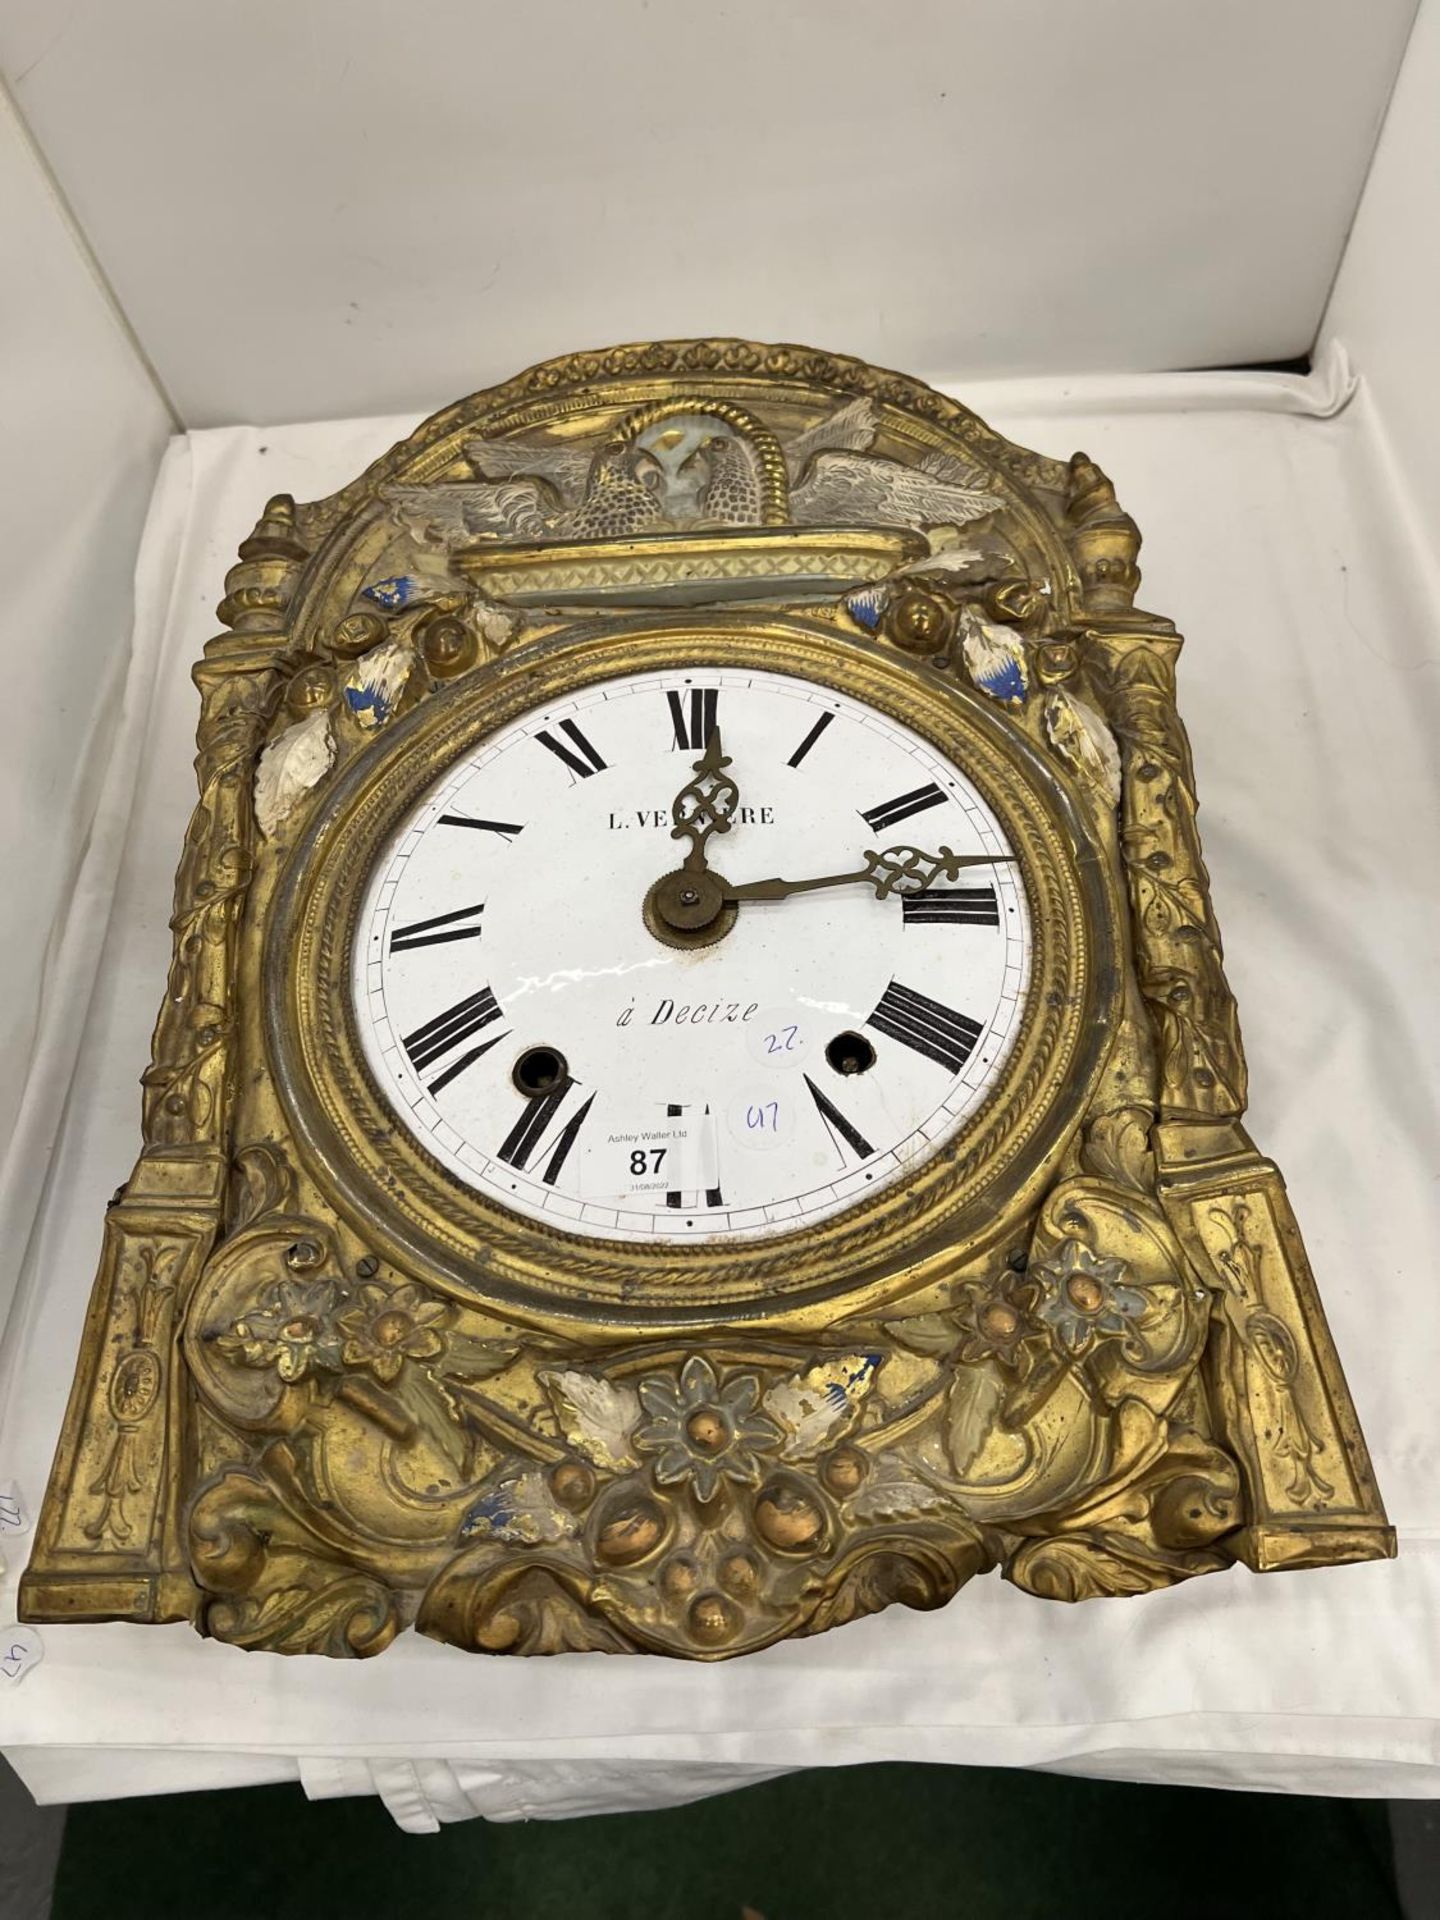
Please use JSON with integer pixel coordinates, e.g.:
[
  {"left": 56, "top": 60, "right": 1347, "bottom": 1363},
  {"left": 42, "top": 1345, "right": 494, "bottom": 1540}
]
[{"left": 746, "top": 1102, "right": 780, "bottom": 1133}]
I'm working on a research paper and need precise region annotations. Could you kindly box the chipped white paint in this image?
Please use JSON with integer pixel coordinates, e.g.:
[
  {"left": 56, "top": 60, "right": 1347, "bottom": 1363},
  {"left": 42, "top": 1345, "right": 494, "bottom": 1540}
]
[
  {"left": 254, "top": 707, "right": 335, "bottom": 838},
  {"left": 539, "top": 1369, "right": 641, "bottom": 1472},
  {"left": 468, "top": 591, "right": 527, "bottom": 652},
  {"left": 1043, "top": 688, "right": 1122, "bottom": 807},
  {"left": 461, "top": 1467, "right": 578, "bottom": 1546},
  {"left": 764, "top": 1352, "right": 879, "bottom": 1458}
]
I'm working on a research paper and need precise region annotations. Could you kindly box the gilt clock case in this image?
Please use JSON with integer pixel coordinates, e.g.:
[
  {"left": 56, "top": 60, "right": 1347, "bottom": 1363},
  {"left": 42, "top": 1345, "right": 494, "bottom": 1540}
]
[{"left": 20, "top": 340, "right": 1393, "bottom": 1661}]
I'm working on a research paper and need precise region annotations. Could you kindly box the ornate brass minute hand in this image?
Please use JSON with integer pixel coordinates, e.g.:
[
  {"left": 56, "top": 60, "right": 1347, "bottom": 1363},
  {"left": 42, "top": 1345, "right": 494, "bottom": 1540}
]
[
  {"left": 724, "top": 844, "right": 1015, "bottom": 905},
  {"left": 669, "top": 729, "right": 740, "bottom": 874}
]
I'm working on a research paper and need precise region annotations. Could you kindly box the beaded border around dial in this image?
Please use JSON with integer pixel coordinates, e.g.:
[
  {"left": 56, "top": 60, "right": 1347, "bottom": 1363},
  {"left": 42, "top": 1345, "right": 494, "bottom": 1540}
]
[{"left": 268, "top": 615, "right": 1114, "bottom": 1330}]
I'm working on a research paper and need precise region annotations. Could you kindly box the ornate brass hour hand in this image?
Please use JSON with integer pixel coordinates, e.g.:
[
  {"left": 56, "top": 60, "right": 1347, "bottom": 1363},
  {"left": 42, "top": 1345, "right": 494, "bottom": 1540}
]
[
  {"left": 724, "top": 843, "right": 1015, "bottom": 905},
  {"left": 642, "top": 730, "right": 745, "bottom": 950},
  {"left": 668, "top": 729, "right": 740, "bottom": 874}
]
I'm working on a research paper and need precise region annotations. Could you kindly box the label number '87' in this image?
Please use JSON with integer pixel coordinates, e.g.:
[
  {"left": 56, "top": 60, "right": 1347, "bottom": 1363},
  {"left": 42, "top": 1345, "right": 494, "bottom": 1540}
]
[{"left": 629, "top": 1148, "right": 667, "bottom": 1176}]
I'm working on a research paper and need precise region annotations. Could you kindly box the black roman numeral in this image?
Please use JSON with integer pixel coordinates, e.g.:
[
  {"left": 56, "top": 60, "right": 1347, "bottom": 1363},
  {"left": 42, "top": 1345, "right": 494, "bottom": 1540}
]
[
  {"left": 665, "top": 1102, "right": 684, "bottom": 1208},
  {"left": 804, "top": 1075, "right": 874, "bottom": 1163},
  {"left": 536, "top": 719, "right": 606, "bottom": 779},
  {"left": 663, "top": 1103, "right": 723, "bottom": 1210},
  {"left": 498, "top": 1083, "right": 566, "bottom": 1170},
  {"left": 787, "top": 709, "right": 835, "bottom": 768},
  {"left": 498, "top": 1081, "right": 595, "bottom": 1183},
  {"left": 901, "top": 885, "right": 1000, "bottom": 928},
  {"left": 860, "top": 782, "right": 948, "bottom": 834},
  {"left": 389, "top": 901, "right": 485, "bottom": 953},
  {"left": 402, "top": 987, "right": 504, "bottom": 1094},
  {"left": 539, "top": 1091, "right": 596, "bottom": 1185},
  {"left": 667, "top": 688, "right": 719, "bottom": 751},
  {"left": 438, "top": 813, "right": 524, "bottom": 839},
  {"left": 867, "top": 980, "right": 983, "bottom": 1074}
]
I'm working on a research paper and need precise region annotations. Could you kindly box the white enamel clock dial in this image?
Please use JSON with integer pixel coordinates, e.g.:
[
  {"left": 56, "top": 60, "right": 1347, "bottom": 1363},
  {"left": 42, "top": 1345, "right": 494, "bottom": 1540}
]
[{"left": 353, "top": 667, "right": 1031, "bottom": 1243}]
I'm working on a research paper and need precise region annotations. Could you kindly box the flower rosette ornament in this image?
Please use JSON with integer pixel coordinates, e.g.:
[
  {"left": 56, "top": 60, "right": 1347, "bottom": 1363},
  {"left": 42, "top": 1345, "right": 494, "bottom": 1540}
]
[
  {"left": 633, "top": 1355, "right": 781, "bottom": 1502},
  {"left": 1029, "top": 1239, "right": 1147, "bottom": 1358},
  {"left": 954, "top": 1269, "right": 1036, "bottom": 1371},
  {"left": 214, "top": 1275, "right": 347, "bottom": 1384},
  {"left": 339, "top": 1279, "right": 449, "bottom": 1383}
]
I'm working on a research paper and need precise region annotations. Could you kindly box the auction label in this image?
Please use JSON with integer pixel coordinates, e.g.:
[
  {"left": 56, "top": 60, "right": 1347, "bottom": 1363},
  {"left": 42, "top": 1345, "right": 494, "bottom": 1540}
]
[{"left": 579, "top": 1106, "right": 717, "bottom": 1201}]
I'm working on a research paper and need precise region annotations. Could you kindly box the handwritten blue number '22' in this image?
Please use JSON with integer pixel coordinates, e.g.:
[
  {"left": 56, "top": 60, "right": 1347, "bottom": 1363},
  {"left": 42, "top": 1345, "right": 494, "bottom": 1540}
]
[
  {"left": 764, "top": 1026, "right": 799, "bottom": 1055},
  {"left": 746, "top": 1102, "right": 780, "bottom": 1133}
]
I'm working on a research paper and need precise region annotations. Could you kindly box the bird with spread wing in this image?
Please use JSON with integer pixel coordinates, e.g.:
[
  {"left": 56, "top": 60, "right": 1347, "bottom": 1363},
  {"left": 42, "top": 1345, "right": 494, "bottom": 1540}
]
[
  {"left": 784, "top": 397, "right": 1006, "bottom": 529},
  {"left": 382, "top": 437, "right": 599, "bottom": 546},
  {"left": 381, "top": 397, "right": 1004, "bottom": 547}
]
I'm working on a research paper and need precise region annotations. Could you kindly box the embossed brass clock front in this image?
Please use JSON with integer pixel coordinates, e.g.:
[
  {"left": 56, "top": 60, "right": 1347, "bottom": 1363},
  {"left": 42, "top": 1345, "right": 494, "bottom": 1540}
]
[{"left": 21, "top": 341, "right": 1393, "bottom": 1662}]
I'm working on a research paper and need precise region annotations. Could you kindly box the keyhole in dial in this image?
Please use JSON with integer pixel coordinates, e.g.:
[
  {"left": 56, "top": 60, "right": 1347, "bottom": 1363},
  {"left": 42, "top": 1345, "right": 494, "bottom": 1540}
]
[
  {"left": 825, "top": 1031, "right": 876, "bottom": 1076},
  {"left": 513, "top": 1046, "right": 569, "bottom": 1098}
]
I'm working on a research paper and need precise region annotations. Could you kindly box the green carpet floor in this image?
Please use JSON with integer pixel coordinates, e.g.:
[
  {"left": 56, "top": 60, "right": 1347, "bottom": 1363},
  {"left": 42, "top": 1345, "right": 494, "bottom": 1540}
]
[{"left": 51, "top": 1762, "right": 1402, "bottom": 1920}]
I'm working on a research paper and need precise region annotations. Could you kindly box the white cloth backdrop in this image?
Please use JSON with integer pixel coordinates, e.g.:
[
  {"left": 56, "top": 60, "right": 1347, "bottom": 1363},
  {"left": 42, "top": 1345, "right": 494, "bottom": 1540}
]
[{"left": 2, "top": 353, "right": 1437, "bottom": 1833}]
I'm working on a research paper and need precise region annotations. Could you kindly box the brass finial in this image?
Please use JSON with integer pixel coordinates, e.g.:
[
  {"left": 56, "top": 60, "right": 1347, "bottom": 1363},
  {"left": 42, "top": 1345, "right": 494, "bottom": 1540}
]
[
  {"left": 218, "top": 495, "right": 311, "bottom": 629},
  {"left": 1065, "top": 452, "right": 1141, "bottom": 613},
  {"left": 238, "top": 494, "right": 308, "bottom": 562}
]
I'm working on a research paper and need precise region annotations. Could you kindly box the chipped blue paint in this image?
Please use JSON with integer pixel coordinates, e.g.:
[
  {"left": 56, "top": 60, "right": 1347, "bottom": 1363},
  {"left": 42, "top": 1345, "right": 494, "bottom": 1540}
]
[
  {"left": 344, "top": 681, "right": 393, "bottom": 725},
  {"left": 460, "top": 1487, "right": 515, "bottom": 1539},
  {"left": 342, "top": 636, "right": 412, "bottom": 732},
  {"left": 974, "top": 655, "right": 1027, "bottom": 705},
  {"left": 844, "top": 584, "right": 886, "bottom": 631},
  {"left": 361, "top": 574, "right": 420, "bottom": 610},
  {"left": 826, "top": 1353, "right": 880, "bottom": 1410},
  {"left": 961, "top": 616, "right": 1029, "bottom": 707}
]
